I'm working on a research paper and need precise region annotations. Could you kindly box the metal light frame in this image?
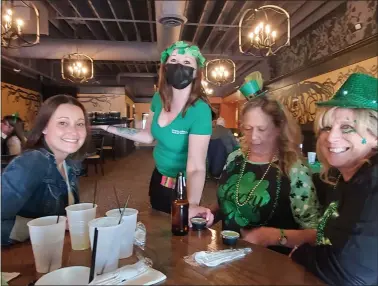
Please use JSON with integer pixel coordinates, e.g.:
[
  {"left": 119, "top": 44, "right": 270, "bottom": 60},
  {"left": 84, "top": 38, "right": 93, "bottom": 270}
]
[
  {"left": 205, "top": 58, "right": 236, "bottom": 87},
  {"left": 239, "top": 5, "right": 290, "bottom": 57},
  {"left": 1, "top": 0, "right": 40, "bottom": 48},
  {"left": 61, "top": 53, "right": 94, "bottom": 83}
]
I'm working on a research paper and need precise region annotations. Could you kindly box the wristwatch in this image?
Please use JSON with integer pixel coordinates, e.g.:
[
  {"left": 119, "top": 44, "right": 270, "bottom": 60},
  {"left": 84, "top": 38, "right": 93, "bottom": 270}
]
[{"left": 278, "top": 229, "right": 288, "bottom": 246}]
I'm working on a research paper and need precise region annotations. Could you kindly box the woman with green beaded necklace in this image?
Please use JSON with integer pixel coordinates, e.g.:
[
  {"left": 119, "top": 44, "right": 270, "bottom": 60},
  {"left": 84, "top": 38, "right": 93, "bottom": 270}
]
[
  {"left": 291, "top": 73, "right": 378, "bottom": 284},
  {"left": 206, "top": 72, "right": 321, "bottom": 255}
]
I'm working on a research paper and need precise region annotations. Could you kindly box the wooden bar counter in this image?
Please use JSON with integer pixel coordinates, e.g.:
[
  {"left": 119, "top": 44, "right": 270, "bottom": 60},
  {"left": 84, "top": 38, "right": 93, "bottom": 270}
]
[{"left": 2, "top": 210, "right": 324, "bottom": 285}]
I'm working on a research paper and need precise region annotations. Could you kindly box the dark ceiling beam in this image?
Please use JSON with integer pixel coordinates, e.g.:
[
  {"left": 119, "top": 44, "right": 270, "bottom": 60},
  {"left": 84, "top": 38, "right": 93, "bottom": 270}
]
[
  {"left": 191, "top": 0, "right": 217, "bottom": 44},
  {"left": 201, "top": 1, "right": 235, "bottom": 50},
  {"left": 126, "top": 0, "right": 141, "bottom": 42},
  {"left": 87, "top": 0, "right": 115, "bottom": 40},
  {"left": 43, "top": 2, "right": 73, "bottom": 38},
  {"left": 107, "top": 0, "right": 128, "bottom": 41},
  {"left": 87, "top": 0, "right": 125, "bottom": 72},
  {"left": 45, "top": 0, "right": 77, "bottom": 36},
  {"left": 211, "top": 1, "right": 256, "bottom": 53},
  {"left": 146, "top": 0, "right": 155, "bottom": 42},
  {"left": 54, "top": 16, "right": 255, "bottom": 28}
]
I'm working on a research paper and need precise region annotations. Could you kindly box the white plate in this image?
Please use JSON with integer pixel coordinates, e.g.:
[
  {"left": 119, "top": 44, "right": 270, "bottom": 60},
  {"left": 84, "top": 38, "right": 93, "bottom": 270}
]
[
  {"left": 123, "top": 268, "right": 167, "bottom": 285},
  {"left": 35, "top": 266, "right": 90, "bottom": 285}
]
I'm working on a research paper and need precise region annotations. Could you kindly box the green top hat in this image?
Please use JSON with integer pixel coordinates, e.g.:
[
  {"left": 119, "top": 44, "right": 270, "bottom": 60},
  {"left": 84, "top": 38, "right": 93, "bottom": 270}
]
[
  {"left": 239, "top": 71, "right": 267, "bottom": 98},
  {"left": 317, "top": 73, "right": 378, "bottom": 110}
]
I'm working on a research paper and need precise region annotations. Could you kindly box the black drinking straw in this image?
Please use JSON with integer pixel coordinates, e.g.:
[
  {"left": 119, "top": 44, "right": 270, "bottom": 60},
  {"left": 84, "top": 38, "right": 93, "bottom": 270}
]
[
  {"left": 89, "top": 227, "right": 99, "bottom": 283},
  {"left": 93, "top": 181, "right": 98, "bottom": 208},
  {"left": 118, "top": 194, "right": 131, "bottom": 225},
  {"left": 113, "top": 186, "right": 122, "bottom": 214}
]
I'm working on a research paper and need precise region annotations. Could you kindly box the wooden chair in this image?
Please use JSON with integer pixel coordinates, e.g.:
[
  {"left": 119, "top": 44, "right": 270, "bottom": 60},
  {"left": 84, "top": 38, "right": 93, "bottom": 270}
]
[
  {"left": 102, "top": 134, "right": 116, "bottom": 161},
  {"left": 84, "top": 134, "right": 105, "bottom": 176}
]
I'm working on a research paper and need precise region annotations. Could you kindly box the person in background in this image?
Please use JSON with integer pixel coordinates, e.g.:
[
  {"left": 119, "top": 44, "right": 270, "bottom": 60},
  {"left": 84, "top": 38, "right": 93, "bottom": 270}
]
[
  {"left": 1, "top": 114, "right": 27, "bottom": 156},
  {"left": 207, "top": 117, "right": 239, "bottom": 178},
  {"left": 205, "top": 72, "right": 321, "bottom": 255},
  {"left": 1, "top": 116, "right": 15, "bottom": 155},
  {"left": 95, "top": 41, "right": 213, "bottom": 223},
  {"left": 1, "top": 95, "right": 90, "bottom": 246},
  {"left": 211, "top": 117, "right": 238, "bottom": 154},
  {"left": 291, "top": 73, "right": 378, "bottom": 284}
]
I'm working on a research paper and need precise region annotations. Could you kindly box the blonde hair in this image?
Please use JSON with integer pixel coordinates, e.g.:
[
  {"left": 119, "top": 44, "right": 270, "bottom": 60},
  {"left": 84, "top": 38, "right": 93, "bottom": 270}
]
[
  {"left": 314, "top": 106, "right": 378, "bottom": 184},
  {"left": 240, "top": 96, "right": 304, "bottom": 177}
]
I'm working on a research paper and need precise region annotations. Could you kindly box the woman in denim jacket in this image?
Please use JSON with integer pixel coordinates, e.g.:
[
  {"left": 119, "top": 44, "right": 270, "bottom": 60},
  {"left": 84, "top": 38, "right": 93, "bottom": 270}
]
[{"left": 1, "top": 95, "right": 90, "bottom": 246}]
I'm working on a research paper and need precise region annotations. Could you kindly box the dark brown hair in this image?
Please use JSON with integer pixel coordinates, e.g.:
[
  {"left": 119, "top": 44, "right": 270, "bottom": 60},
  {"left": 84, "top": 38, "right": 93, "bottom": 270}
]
[
  {"left": 3, "top": 115, "right": 27, "bottom": 146},
  {"left": 240, "top": 96, "right": 304, "bottom": 177},
  {"left": 157, "top": 46, "right": 211, "bottom": 116},
  {"left": 26, "top": 94, "right": 90, "bottom": 159}
]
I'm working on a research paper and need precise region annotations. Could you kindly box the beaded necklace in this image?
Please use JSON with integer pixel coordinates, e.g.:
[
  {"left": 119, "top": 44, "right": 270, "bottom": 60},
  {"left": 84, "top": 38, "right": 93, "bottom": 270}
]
[
  {"left": 316, "top": 174, "right": 341, "bottom": 245},
  {"left": 235, "top": 150, "right": 282, "bottom": 227}
]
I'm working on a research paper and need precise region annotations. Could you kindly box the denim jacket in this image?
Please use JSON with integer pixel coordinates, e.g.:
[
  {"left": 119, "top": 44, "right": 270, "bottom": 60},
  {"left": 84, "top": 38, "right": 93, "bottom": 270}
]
[{"left": 1, "top": 147, "right": 81, "bottom": 246}]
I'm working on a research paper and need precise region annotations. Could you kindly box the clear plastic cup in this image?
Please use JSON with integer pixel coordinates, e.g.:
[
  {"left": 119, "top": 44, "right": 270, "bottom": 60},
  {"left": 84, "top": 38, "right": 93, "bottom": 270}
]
[
  {"left": 88, "top": 217, "right": 125, "bottom": 275},
  {"left": 105, "top": 208, "right": 138, "bottom": 259},
  {"left": 308, "top": 152, "right": 317, "bottom": 164},
  {"left": 27, "top": 216, "right": 67, "bottom": 273},
  {"left": 65, "top": 203, "right": 97, "bottom": 250}
]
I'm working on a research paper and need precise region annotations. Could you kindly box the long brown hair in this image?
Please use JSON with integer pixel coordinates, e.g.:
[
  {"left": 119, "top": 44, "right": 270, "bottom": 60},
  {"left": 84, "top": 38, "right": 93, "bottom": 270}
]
[
  {"left": 157, "top": 48, "right": 211, "bottom": 116},
  {"left": 26, "top": 94, "right": 91, "bottom": 159},
  {"left": 240, "top": 96, "right": 304, "bottom": 177}
]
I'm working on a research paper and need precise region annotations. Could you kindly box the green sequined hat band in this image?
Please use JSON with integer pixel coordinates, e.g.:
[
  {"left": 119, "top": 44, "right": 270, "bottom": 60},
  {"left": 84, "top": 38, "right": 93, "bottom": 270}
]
[{"left": 160, "top": 41, "right": 206, "bottom": 68}]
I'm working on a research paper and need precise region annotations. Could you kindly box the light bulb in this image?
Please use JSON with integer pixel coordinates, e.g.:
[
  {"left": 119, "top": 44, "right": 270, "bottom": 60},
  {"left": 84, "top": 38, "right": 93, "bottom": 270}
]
[
  {"left": 211, "top": 71, "right": 217, "bottom": 78},
  {"left": 254, "top": 26, "right": 260, "bottom": 34},
  {"left": 224, "top": 70, "right": 229, "bottom": 78},
  {"left": 16, "top": 19, "right": 23, "bottom": 27},
  {"left": 265, "top": 25, "right": 271, "bottom": 34},
  {"left": 7, "top": 9, "right": 12, "bottom": 15},
  {"left": 259, "top": 22, "right": 264, "bottom": 29},
  {"left": 82, "top": 67, "right": 87, "bottom": 74},
  {"left": 68, "top": 66, "right": 73, "bottom": 73},
  {"left": 4, "top": 15, "right": 11, "bottom": 22},
  {"left": 77, "top": 62, "right": 82, "bottom": 68},
  {"left": 219, "top": 66, "right": 224, "bottom": 72},
  {"left": 272, "top": 31, "right": 277, "bottom": 38},
  {"left": 248, "top": 32, "right": 254, "bottom": 39}
]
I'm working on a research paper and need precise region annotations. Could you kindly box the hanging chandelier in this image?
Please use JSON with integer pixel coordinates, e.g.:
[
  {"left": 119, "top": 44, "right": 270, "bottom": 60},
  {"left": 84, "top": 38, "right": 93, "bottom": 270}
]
[
  {"left": 239, "top": 5, "right": 290, "bottom": 57},
  {"left": 205, "top": 59, "right": 235, "bottom": 87},
  {"left": 202, "top": 80, "right": 213, "bottom": 95},
  {"left": 61, "top": 53, "right": 94, "bottom": 83},
  {"left": 1, "top": 0, "right": 40, "bottom": 48}
]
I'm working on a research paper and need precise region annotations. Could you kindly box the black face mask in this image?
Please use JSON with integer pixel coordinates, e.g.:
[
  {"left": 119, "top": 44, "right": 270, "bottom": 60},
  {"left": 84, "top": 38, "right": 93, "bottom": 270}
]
[{"left": 165, "top": 63, "right": 195, "bottom": 90}]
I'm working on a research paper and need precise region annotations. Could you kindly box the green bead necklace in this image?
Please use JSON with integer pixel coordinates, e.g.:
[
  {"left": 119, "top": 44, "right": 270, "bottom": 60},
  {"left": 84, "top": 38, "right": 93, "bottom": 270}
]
[
  {"left": 235, "top": 150, "right": 282, "bottom": 227},
  {"left": 316, "top": 174, "right": 341, "bottom": 245}
]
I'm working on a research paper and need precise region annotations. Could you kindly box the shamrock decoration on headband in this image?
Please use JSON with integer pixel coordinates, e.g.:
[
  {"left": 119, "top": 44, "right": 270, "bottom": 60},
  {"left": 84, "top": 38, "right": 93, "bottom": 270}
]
[
  {"left": 238, "top": 71, "right": 267, "bottom": 101},
  {"left": 160, "top": 41, "right": 206, "bottom": 68}
]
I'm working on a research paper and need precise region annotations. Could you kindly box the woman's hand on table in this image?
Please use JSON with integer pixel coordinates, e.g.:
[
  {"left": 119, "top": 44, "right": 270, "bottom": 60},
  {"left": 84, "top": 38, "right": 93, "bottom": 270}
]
[
  {"left": 240, "top": 227, "right": 278, "bottom": 247},
  {"left": 188, "top": 204, "right": 214, "bottom": 227}
]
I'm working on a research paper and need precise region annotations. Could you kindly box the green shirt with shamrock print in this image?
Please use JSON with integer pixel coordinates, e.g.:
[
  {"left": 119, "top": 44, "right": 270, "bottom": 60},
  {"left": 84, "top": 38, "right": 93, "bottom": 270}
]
[
  {"left": 217, "top": 149, "right": 321, "bottom": 235},
  {"left": 150, "top": 92, "right": 212, "bottom": 178}
]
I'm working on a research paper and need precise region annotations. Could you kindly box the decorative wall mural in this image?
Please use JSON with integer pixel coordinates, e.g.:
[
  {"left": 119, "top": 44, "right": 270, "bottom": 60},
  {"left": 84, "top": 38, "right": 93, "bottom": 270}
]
[
  {"left": 1, "top": 83, "right": 42, "bottom": 130},
  {"left": 78, "top": 94, "right": 129, "bottom": 117},
  {"left": 272, "top": 1, "right": 377, "bottom": 78},
  {"left": 269, "top": 57, "right": 377, "bottom": 124},
  {"left": 78, "top": 94, "right": 121, "bottom": 111}
]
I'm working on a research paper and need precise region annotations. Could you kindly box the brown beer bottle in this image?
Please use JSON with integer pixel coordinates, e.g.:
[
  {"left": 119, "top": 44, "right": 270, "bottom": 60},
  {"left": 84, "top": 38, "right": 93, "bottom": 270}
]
[{"left": 171, "top": 172, "right": 189, "bottom": 236}]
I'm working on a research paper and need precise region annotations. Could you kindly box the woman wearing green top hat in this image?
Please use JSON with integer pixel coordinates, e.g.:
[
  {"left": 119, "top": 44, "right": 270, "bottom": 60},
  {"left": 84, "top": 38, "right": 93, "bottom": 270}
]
[
  {"left": 205, "top": 72, "right": 321, "bottom": 255},
  {"left": 290, "top": 73, "right": 378, "bottom": 284},
  {"left": 96, "top": 41, "right": 214, "bottom": 222}
]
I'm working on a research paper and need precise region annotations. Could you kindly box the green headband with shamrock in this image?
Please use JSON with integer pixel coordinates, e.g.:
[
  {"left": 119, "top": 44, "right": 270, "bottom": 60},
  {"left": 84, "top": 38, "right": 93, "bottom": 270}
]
[
  {"left": 160, "top": 41, "right": 206, "bottom": 68},
  {"left": 12, "top": 112, "right": 19, "bottom": 124}
]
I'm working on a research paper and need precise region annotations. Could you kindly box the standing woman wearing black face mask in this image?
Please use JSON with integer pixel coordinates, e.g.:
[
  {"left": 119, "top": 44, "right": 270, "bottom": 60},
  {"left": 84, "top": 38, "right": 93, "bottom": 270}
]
[{"left": 96, "top": 41, "right": 214, "bottom": 224}]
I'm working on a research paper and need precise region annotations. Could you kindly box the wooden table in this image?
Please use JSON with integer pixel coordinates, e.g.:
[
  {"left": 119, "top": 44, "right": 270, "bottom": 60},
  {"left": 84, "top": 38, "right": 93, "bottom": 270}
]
[{"left": 2, "top": 210, "right": 323, "bottom": 285}]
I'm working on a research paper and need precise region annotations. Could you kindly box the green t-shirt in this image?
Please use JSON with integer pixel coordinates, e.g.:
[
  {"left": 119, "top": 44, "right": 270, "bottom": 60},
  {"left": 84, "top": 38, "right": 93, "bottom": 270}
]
[{"left": 150, "top": 92, "right": 212, "bottom": 178}]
